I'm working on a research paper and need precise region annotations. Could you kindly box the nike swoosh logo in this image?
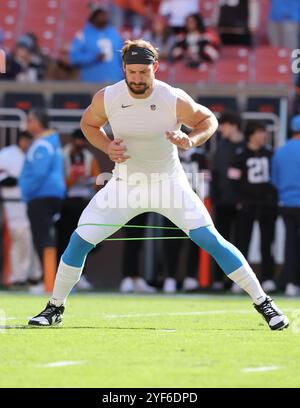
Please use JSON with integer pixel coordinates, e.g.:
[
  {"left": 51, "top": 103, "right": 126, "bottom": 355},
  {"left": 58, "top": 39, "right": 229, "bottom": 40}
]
[{"left": 122, "top": 104, "right": 133, "bottom": 108}]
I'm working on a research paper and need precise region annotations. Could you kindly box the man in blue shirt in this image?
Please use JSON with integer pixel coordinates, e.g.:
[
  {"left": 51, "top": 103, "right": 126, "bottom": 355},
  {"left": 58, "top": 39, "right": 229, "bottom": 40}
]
[
  {"left": 70, "top": 5, "right": 123, "bottom": 83},
  {"left": 19, "top": 109, "right": 66, "bottom": 293},
  {"left": 268, "top": 0, "right": 300, "bottom": 50},
  {"left": 272, "top": 115, "right": 300, "bottom": 296}
]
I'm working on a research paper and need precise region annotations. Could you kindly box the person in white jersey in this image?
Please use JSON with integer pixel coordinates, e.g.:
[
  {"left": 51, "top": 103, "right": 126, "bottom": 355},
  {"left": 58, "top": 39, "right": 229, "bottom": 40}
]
[
  {"left": 29, "top": 39, "right": 288, "bottom": 331},
  {"left": 0, "top": 132, "right": 42, "bottom": 288}
]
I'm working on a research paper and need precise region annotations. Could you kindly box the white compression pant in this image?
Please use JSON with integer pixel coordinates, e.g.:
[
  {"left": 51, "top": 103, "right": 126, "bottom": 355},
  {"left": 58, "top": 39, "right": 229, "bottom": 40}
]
[
  {"left": 53, "top": 176, "right": 267, "bottom": 306},
  {"left": 76, "top": 176, "right": 213, "bottom": 245}
]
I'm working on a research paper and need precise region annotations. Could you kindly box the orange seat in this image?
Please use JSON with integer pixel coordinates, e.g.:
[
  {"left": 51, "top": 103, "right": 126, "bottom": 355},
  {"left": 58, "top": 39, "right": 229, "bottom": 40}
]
[
  {"left": 252, "top": 47, "right": 291, "bottom": 84},
  {"left": 63, "top": 0, "right": 91, "bottom": 17},
  {"left": 61, "top": 0, "right": 91, "bottom": 43},
  {"left": 155, "top": 61, "right": 171, "bottom": 82},
  {"left": 220, "top": 46, "right": 250, "bottom": 61},
  {"left": 173, "top": 61, "right": 211, "bottom": 84},
  {"left": 213, "top": 60, "right": 249, "bottom": 84},
  {"left": 254, "top": 46, "right": 290, "bottom": 60},
  {"left": 0, "top": 2, "right": 20, "bottom": 50},
  {"left": 21, "top": 14, "right": 60, "bottom": 54},
  {"left": 61, "top": 26, "right": 83, "bottom": 44},
  {"left": 0, "top": 13, "right": 19, "bottom": 27},
  {"left": 25, "top": 0, "right": 62, "bottom": 14},
  {"left": 61, "top": 19, "right": 87, "bottom": 45},
  {"left": 254, "top": 64, "right": 291, "bottom": 84},
  {"left": 0, "top": 0, "right": 21, "bottom": 12}
]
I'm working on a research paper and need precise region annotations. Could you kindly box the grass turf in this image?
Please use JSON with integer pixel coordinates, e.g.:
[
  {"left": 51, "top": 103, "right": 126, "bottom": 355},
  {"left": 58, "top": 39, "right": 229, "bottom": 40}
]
[{"left": 0, "top": 292, "right": 300, "bottom": 388}]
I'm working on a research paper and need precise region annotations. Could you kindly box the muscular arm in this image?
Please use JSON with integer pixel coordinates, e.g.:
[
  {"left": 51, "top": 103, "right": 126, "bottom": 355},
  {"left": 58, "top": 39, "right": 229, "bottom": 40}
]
[
  {"left": 80, "top": 89, "right": 111, "bottom": 154},
  {"left": 166, "top": 89, "right": 218, "bottom": 150},
  {"left": 80, "top": 89, "right": 129, "bottom": 163}
]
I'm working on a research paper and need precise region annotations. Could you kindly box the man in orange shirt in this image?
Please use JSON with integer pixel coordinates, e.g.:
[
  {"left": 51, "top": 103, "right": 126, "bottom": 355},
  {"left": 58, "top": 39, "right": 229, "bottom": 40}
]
[{"left": 111, "top": 0, "right": 157, "bottom": 33}]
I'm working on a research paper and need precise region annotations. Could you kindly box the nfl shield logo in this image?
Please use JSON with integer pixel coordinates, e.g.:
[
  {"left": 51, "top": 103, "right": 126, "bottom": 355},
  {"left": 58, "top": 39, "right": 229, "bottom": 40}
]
[{"left": 150, "top": 104, "right": 156, "bottom": 111}]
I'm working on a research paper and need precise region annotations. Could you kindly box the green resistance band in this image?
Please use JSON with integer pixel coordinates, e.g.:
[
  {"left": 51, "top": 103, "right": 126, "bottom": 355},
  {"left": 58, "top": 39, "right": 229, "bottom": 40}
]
[{"left": 77, "top": 223, "right": 190, "bottom": 241}]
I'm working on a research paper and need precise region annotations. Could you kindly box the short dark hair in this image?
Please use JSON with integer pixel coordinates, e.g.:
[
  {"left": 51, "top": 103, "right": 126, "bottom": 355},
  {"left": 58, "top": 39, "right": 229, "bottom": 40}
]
[
  {"left": 186, "top": 14, "right": 205, "bottom": 33},
  {"left": 17, "top": 130, "right": 32, "bottom": 144},
  {"left": 29, "top": 108, "right": 49, "bottom": 129},
  {"left": 244, "top": 121, "right": 266, "bottom": 141},
  {"left": 88, "top": 4, "right": 106, "bottom": 22},
  {"left": 219, "top": 111, "right": 242, "bottom": 130},
  {"left": 72, "top": 128, "right": 85, "bottom": 140}
]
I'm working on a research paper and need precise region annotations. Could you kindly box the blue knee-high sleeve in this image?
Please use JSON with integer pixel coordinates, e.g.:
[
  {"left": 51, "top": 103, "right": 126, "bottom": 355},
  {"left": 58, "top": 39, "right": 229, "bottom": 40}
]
[
  {"left": 189, "top": 225, "right": 246, "bottom": 275},
  {"left": 62, "top": 232, "right": 95, "bottom": 268}
]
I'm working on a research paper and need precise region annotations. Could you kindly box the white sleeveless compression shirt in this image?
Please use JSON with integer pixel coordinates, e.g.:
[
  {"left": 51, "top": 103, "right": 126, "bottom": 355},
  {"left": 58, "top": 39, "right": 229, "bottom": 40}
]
[{"left": 104, "top": 79, "right": 187, "bottom": 182}]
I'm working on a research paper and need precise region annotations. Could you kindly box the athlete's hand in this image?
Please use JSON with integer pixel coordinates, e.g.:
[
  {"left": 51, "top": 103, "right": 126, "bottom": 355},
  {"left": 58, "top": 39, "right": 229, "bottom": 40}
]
[
  {"left": 165, "top": 130, "right": 193, "bottom": 150},
  {"left": 107, "top": 138, "right": 130, "bottom": 164}
]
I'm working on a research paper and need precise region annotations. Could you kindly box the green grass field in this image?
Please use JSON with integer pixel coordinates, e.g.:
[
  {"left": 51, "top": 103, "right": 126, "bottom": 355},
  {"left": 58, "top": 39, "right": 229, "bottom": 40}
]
[{"left": 1, "top": 292, "right": 300, "bottom": 388}]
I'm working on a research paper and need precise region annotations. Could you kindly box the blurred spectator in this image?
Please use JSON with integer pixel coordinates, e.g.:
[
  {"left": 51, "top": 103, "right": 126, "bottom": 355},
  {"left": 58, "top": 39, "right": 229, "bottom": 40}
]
[
  {"left": 163, "top": 146, "right": 210, "bottom": 293},
  {"left": 0, "top": 28, "right": 5, "bottom": 74},
  {"left": 0, "top": 27, "right": 4, "bottom": 47},
  {"left": 0, "top": 131, "right": 42, "bottom": 289},
  {"left": 57, "top": 129, "right": 101, "bottom": 291},
  {"left": 143, "top": 16, "right": 175, "bottom": 61},
  {"left": 211, "top": 112, "right": 244, "bottom": 290},
  {"left": 70, "top": 4, "right": 123, "bottom": 83},
  {"left": 46, "top": 44, "right": 79, "bottom": 80},
  {"left": 19, "top": 109, "right": 66, "bottom": 294},
  {"left": 170, "top": 14, "right": 219, "bottom": 67},
  {"left": 110, "top": 0, "right": 151, "bottom": 36},
  {"left": 4, "top": 42, "right": 41, "bottom": 82},
  {"left": 19, "top": 33, "right": 49, "bottom": 78},
  {"left": 292, "top": 72, "right": 300, "bottom": 115},
  {"left": 120, "top": 213, "right": 157, "bottom": 293},
  {"left": 272, "top": 115, "right": 300, "bottom": 297},
  {"left": 228, "top": 121, "right": 278, "bottom": 293},
  {"left": 268, "top": 0, "right": 300, "bottom": 50},
  {"left": 159, "top": 0, "right": 199, "bottom": 34},
  {"left": 213, "top": 0, "right": 259, "bottom": 46}
]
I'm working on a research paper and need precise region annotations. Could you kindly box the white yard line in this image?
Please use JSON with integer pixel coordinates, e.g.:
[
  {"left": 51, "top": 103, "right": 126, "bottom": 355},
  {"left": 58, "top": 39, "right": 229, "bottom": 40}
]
[
  {"left": 103, "top": 310, "right": 251, "bottom": 319},
  {"left": 156, "top": 329, "right": 176, "bottom": 332},
  {"left": 241, "top": 366, "right": 279, "bottom": 373},
  {"left": 5, "top": 308, "right": 300, "bottom": 322},
  {"left": 40, "top": 361, "right": 86, "bottom": 368}
]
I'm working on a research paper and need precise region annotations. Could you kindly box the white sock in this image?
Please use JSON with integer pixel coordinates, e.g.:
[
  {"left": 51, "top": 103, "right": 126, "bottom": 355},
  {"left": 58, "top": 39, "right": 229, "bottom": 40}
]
[
  {"left": 50, "top": 260, "right": 82, "bottom": 306},
  {"left": 228, "top": 264, "right": 267, "bottom": 305}
]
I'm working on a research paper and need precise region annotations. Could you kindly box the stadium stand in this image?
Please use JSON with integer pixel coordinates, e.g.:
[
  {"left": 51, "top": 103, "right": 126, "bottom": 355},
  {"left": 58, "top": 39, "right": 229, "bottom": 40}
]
[
  {"left": 0, "top": 0, "right": 292, "bottom": 88},
  {"left": 246, "top": 97, "right": 282, "bottom": 116},
  {"left": 0, "top": 0, "right": 22, "bottom": 51},
  {"left": 220, "top": 46, "right": 250, "bottom": 61},
  {"left": 213, "top": 60, "right": 249, "bottom": 84},
  {"left": 51, "top": 93, "right": 91, "bottom": 110},
  {"left": 196, "top": 96, "right": 239, "bottom": 114},
  {"left": 50, "top": 93, "right": 91, "bottom": 123},
  {"left": 155, "top": 61, "right": 171, "bottom": 82},
  {"left": 60, "top": 0, "right": 91, "bottom": 45},
  {"left": 252, "top": 47, "right": 291, "bottom": 85},
  {"left": 20, "top": 0, "right": 63, "bottom": 55},
  {"left": 173, "top": 61, "right": 211, "bottom": 84},
  {"left": 3, "top": 92, "right": 46, "bottom": 111}
]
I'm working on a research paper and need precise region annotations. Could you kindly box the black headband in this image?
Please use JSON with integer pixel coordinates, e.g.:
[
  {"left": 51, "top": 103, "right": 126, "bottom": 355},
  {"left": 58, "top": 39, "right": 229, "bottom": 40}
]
[{"left": 124, "top": 46, "right": 156, "bottom": 65}]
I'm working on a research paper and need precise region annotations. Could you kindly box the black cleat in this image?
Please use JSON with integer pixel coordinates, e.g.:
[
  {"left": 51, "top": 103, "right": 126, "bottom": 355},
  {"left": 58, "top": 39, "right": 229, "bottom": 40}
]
[
  {"left": 28, "top": 302, "right": 65, "bottom": 327},
  {"left": 254, "top": 296, "right": 289, "bottom": 331}
]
